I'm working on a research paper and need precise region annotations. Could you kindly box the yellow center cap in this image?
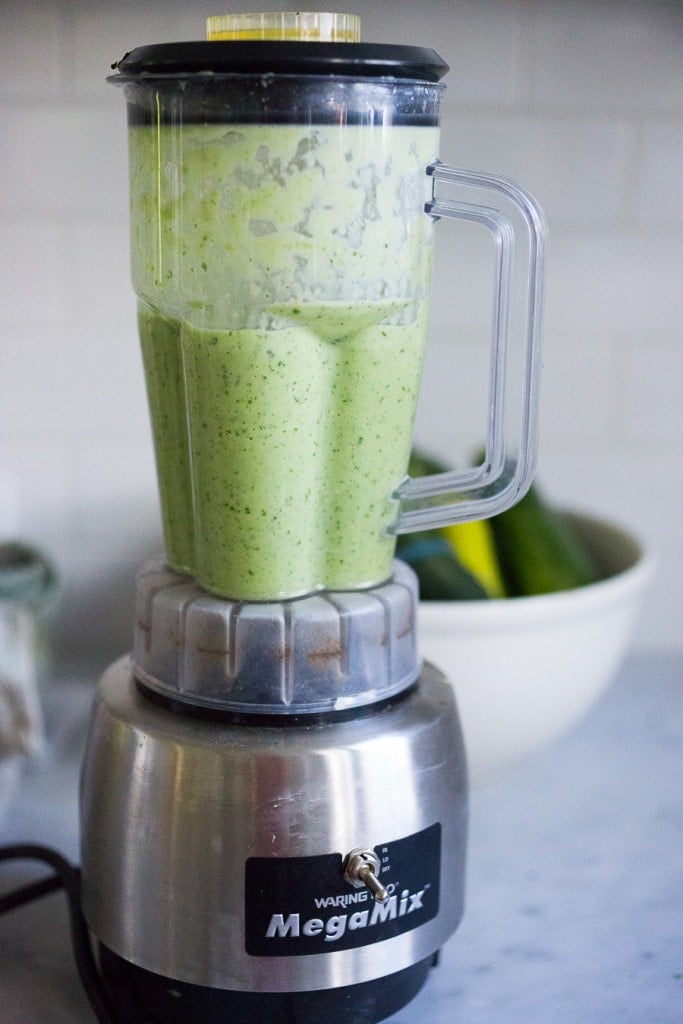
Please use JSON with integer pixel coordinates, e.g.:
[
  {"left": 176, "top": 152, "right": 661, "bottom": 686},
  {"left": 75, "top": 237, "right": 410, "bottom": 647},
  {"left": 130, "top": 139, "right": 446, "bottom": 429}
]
[{"left": 206, "top": 11, "right": 361, "bottom": 42}]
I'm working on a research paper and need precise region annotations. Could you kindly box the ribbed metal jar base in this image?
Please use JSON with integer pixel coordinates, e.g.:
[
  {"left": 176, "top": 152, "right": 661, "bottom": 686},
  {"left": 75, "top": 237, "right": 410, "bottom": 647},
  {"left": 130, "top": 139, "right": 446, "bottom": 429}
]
[{"left": 133, "top": 558, "right": 421, "bottom": 715}]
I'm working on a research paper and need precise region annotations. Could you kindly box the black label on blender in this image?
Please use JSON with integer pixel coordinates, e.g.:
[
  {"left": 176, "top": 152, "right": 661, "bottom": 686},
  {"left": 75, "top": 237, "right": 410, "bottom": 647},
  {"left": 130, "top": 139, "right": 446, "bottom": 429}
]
[{"left": 244, "top": 823, "right": 440, "bottom": 956}]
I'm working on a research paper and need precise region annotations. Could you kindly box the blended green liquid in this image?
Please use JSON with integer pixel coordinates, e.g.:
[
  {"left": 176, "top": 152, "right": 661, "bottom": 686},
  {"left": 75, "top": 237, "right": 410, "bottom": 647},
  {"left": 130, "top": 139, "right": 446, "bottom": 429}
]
[
  {"left": 130, "top": 123, "right": 437, "bottom": 599},
  {"left": 138, "top": 309, "right": 193, "bottom": 572}
]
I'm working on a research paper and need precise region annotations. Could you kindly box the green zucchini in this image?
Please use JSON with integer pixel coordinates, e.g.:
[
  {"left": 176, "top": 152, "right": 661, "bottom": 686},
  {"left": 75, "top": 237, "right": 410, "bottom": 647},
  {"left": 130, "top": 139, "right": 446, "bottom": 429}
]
[
  {"left": 489, "top": 486, "right": 603, "bottom": 596},
  {"left": 396, "top": 531, "right": 490, "bottom": 601}
]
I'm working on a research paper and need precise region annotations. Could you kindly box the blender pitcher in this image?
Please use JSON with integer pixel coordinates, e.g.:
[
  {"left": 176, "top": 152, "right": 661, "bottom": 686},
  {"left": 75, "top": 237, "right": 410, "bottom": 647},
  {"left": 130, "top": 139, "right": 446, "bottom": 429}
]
[
  {"left": 77, "top": 16, "right": 546, "bottom": 1024},
  {"left": 114, "top": 12, "right": 546, "bottom": 601}
]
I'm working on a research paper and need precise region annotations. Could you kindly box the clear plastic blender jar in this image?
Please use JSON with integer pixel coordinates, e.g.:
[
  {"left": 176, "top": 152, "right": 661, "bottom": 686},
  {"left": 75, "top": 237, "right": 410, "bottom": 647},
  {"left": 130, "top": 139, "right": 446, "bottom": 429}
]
[{"left": 112, "top": 15, "right": 545, "bottom": 601}]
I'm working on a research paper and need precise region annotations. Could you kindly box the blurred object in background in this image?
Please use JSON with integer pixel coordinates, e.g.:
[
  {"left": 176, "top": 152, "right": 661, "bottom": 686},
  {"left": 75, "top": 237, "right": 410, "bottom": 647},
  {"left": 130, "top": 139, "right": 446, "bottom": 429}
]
[
  {"left": 0, "top": 542, "right": 60, "bottom": 825},
  {"left": 400, "top": 449, "right": 607, "bottom": 601},
  {"left": 0, "top": 541, "right": 61, "bottom": 679}
]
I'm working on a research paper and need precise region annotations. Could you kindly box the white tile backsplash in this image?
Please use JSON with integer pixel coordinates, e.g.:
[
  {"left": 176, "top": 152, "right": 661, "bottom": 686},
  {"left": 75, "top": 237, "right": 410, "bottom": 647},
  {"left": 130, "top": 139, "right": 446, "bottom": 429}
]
[
  {"left": 1, "top": 0, "right": 681, "bottom": 654},
  {"left": 0, "top": 0, "right": 64, "bottom": 100},
  {"left": 62, "top": 219, "right": 134, "bottom": 324},
  {"left": 0, "top": 440, "right": 72, "bottom": 549},
  {"left": 637, "top": 122, "right": 683, "bottom": 228},
  {"left": 1, "top": 325, "right": 79, "bottom": 438},
  {"left": 619, "top": 340, "right": 683, "bottom": 447},
  {"left": 543, "top": 232, "right": 683, "bottom": 336},
  {"left": 372, "top": 0, "right": 528, "bottom": 107},
  {"left": 0, "top": 470, "right": 20, "bottom": 537},
  {"left": 69, "top": 438, "right": 159, "bottom": 540},
  {"left": 538, "top": 334, "right": 623, "bottom": 446},
  {"left": 42, "top": 319, "right": 148, "bottom": 439},
  {"left": 0, "top": 222, "right": 68, "bottom": 323},
  {"left": 1, "top": 105, "right": 128, "bottom": 218},
  {"left": 529, "top": 0, "right": 683, "bottom": 113},
  {"left": 441, "top": 114, "right": 635, "bottom": 228}
]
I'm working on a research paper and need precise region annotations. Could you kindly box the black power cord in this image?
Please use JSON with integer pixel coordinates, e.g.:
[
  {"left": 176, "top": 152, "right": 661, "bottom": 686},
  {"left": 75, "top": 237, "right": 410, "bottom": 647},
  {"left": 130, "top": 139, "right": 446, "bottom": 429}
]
[{"left": 0, "top": 843, "right": 158, "bottom": 1024}]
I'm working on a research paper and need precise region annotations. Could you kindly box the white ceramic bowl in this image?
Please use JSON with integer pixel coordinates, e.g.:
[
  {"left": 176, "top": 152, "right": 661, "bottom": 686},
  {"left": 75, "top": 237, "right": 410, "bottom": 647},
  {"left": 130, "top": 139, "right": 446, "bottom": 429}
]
[{"left": 417, "top": 511, "right": 654, "bottom": 786}]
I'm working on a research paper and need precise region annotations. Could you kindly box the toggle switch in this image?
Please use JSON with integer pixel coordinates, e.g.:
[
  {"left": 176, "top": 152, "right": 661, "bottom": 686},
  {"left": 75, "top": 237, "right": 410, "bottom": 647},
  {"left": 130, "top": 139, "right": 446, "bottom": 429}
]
[{"left": 343, "top": 848, "right": 389, "bottom": 903}]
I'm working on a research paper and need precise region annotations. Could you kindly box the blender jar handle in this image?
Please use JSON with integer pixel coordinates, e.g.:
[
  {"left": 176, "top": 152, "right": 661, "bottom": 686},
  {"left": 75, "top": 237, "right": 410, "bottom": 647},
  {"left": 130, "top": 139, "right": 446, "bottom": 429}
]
[{"left": 394, "top": 162, "right": 547, "bottom": 533}]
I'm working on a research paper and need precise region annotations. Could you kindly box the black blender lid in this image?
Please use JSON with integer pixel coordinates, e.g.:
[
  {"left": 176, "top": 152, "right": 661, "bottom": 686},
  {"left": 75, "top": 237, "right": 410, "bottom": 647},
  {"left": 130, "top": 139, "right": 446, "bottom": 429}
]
[{"left": 111, "top": 40, "right": 449, "bottom": 82}]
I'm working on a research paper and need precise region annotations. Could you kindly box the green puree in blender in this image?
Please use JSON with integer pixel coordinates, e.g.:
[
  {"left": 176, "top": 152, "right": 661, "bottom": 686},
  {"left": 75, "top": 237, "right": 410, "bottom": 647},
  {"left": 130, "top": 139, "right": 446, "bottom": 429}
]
[
  {"left": 138, "top": 310, "right": 192, "bottom": 571},
  {"left": 130, "top": 123, "right": 437, "bottom": 599}
]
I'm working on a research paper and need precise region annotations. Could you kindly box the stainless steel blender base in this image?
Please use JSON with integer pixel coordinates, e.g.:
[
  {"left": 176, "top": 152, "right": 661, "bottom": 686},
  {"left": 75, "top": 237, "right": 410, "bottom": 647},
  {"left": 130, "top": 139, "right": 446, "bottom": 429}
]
[
  {"left": 81, "top": 657, "right": 466, "bottom": 993},
  {"left": 79, "top": 563, "right": 468, "bottom": 1021}
]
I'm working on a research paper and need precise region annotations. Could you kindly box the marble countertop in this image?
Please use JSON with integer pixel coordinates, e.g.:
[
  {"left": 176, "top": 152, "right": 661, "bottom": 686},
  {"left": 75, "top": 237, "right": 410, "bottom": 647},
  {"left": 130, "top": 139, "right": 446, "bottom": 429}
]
[{"left": 1, "top": 652, "right": 681, "bottom": 1024}]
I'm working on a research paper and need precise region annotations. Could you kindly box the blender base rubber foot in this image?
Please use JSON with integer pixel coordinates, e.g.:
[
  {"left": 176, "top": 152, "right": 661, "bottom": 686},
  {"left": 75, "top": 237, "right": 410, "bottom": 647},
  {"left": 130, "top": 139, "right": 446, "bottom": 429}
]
[{"left": 98, "top": 944, "right": 439, "bottom": 1024}]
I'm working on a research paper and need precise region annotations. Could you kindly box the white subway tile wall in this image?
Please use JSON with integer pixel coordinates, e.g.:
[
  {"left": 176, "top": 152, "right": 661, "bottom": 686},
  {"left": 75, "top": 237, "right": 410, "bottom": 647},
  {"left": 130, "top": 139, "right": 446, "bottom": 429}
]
[{"left": 1, "top": 0, "right": 681, "bottom": 655}]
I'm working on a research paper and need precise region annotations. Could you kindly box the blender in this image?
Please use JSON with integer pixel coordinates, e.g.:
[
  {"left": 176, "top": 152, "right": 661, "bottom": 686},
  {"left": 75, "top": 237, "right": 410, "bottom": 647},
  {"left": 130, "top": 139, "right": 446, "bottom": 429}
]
[{"left": 79, "top": 12, "right": 546, "bottom": 1023}]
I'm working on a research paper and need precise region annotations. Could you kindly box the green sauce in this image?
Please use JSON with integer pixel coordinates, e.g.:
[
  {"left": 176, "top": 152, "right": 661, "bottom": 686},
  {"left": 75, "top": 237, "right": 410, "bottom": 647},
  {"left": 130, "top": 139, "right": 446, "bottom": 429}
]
[
  {"left": 138, "top": 309, "right": 193, "bottom": 572},
  {"left": 130, "top": 123, "right": 438, "bottom": 599}
]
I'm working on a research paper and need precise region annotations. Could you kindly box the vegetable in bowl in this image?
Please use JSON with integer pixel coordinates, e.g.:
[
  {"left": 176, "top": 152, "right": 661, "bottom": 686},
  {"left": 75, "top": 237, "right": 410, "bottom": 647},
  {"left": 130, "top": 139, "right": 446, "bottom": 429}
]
[{"left": 397, "top": 451, "right": 604, "bottom": 600}]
